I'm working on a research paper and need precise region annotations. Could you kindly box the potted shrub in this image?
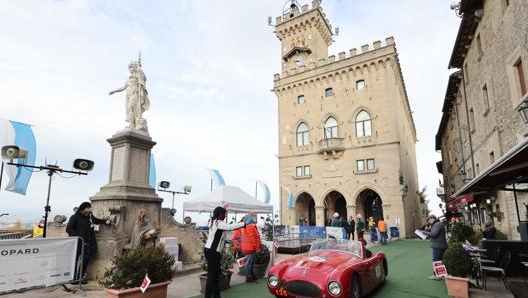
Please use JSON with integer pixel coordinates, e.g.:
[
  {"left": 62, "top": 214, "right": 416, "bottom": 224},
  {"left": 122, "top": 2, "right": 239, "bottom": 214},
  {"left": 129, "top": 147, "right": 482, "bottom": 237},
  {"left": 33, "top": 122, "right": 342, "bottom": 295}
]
[
  {"left": 100, "top": 246, "right": 176, "bottom": 298},
  {"left": 253, "top": 244, "right": 271, "bottom": 278},
  {"left": 199, "top": 247, "right": 235, "bottom": 293},
  {"left": 442, "top": 242, "right": 473, "bottom": 298},
  {"left": 449, "top": 223, "right": 474, "bottom": 243}
]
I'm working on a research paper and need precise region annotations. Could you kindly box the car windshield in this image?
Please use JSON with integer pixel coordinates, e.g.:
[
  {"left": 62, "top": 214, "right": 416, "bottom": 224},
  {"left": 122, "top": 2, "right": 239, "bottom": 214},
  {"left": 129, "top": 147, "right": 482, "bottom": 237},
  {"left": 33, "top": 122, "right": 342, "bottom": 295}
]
[{"left": 309, "top": 239, "right": 363, "bottom": 258}]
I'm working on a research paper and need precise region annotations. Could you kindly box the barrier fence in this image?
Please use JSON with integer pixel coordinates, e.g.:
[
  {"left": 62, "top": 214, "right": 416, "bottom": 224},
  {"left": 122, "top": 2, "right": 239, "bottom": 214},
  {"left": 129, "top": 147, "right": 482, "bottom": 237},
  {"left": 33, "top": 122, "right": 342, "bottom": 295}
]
[{"left": 0, "top": 237, "right": 83, "bottom": 295}]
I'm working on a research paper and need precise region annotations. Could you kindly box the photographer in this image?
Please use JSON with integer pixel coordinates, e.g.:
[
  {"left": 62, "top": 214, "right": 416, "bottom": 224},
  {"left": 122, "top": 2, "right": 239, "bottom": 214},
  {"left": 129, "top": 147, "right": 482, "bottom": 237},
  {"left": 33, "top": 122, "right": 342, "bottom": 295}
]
[{"left": 66, "top": 202, "right": 111, "bottom": 284}]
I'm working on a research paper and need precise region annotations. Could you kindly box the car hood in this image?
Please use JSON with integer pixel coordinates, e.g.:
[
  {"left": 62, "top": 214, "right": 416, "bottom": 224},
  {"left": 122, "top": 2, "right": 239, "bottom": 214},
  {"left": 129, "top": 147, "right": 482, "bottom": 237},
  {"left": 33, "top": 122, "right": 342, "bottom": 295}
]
[{"left": 280, "top": 251, "right": 359, "bottom": 283}]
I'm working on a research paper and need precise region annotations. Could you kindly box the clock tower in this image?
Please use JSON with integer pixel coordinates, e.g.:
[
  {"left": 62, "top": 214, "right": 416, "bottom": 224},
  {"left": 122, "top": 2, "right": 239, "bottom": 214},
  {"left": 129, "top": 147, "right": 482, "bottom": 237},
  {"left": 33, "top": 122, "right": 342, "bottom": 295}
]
[
  {"left": 271, "top": 0, "right": 421, "bottom": 238},
  {"left": 274, "top": 0, "right": 334, "bottom": 72}
]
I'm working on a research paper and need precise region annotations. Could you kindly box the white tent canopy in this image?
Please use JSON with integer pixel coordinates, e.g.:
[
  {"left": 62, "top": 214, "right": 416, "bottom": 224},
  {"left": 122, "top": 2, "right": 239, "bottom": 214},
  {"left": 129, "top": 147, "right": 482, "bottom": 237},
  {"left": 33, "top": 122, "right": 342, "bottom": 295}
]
[{"left": 183, "top": 185, "right": 273, "bottom": 214}]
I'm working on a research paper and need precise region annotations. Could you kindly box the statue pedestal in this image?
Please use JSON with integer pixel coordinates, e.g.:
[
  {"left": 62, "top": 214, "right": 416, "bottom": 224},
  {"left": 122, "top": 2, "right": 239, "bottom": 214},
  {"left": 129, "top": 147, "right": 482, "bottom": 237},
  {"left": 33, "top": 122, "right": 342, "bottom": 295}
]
[{"left": 88, "top": 129, "right": 163, "bottom": 279}]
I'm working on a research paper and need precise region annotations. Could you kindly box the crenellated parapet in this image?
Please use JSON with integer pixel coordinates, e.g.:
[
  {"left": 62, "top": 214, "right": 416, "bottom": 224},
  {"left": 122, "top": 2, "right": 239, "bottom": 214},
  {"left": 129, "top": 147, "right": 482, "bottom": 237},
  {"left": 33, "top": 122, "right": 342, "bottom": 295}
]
[
  {"left": 274, "top": 0, "right": 333, "bottom": 47},
  {"left": 273, "top": 36, "right": 396, "bottom": 87}
]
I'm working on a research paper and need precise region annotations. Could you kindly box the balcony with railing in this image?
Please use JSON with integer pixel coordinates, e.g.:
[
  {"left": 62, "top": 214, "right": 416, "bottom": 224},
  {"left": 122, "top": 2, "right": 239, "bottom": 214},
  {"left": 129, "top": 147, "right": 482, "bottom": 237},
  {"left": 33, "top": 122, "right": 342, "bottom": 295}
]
[{"left": 317, "top": 138, "right": 345, "bottom": 159}]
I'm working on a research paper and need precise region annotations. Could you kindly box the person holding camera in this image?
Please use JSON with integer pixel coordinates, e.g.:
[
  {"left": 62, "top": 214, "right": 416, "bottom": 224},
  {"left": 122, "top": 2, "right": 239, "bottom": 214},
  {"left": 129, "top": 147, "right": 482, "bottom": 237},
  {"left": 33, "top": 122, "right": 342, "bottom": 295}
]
[{"left": 66, "top": 202, "right": 111, "bottom": 284}]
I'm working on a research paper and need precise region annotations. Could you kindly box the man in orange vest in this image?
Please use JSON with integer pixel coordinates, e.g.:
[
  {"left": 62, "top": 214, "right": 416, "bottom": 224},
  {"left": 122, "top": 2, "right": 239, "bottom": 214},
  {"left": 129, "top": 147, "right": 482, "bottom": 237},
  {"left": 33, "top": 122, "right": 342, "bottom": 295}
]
[
  {"left": 241, "top": 217, "right": 261, "bottom": 283},
  {"left": 377, "top": 217, "right": 388, "bottom": 245}
]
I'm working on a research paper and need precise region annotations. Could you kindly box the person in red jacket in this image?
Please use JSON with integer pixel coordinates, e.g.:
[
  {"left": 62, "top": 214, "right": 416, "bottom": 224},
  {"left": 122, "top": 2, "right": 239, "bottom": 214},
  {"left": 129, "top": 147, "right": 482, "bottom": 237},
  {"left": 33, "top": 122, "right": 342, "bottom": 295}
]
[
  {"left": 231, "top": 217, "right": 246, "bottom": 258},
  {"left": 241, "top": 217, "right": 261, "bottom": 283}
]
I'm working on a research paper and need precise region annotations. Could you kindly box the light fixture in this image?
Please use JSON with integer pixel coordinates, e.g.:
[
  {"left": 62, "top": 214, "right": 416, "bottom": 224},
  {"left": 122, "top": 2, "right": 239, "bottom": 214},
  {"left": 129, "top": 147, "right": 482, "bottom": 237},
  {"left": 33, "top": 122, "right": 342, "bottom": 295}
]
[
  {"left": 516, "top": 96, "right": 528, "bottom": 124},
  {"left": 157, "top": 181, "right": 192, "bottom": 211},
  {"left": 450, "top": 2, "right": 462, "bottom": 17},
  {"left": 486, "top": 198, "right": 491, "bottom": 204},
  {"left": 1, "top": 145, "right": 93, "bottom": 238}
]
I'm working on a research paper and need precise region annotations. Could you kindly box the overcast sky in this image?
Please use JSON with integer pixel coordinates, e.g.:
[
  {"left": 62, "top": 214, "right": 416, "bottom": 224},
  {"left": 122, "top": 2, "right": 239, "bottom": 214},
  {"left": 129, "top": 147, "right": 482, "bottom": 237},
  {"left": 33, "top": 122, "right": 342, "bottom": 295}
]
[{"left": 0, "top": 0, "right": 459, "bottom": 225}]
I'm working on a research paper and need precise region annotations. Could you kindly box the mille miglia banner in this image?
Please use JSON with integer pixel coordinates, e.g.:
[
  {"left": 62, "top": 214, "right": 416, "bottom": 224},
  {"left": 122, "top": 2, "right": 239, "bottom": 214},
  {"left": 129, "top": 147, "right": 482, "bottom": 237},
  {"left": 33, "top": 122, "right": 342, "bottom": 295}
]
[{"left": 0, "top": 237, "right": 77, "bottom": 293}]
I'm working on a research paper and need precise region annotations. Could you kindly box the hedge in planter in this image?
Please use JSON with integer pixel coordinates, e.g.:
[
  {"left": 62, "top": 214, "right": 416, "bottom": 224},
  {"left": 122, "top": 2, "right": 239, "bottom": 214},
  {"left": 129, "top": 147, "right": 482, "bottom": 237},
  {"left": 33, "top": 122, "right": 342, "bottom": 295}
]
[
  {"left": 442, "top": 242, "right": 473, "bottom": 277},
  {"left": 100, "top": 246, "right": 176, "bottom": 290}
]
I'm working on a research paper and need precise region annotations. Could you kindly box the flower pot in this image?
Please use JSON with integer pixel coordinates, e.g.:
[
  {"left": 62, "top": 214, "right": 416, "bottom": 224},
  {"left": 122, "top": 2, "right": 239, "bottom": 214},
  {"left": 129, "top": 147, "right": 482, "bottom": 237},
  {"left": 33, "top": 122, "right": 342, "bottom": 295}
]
[
  {"left": 105, "top": 281, "right": 170, "bottom": 298},
  {"left": 253, "top": 262, "right": 268, "bottom": 278},
  {"left": 199, "top": 271, "right": 233, "bottom": 293},
  {"left": 444, "top": 275, "right": 469, "bottom": 298}
]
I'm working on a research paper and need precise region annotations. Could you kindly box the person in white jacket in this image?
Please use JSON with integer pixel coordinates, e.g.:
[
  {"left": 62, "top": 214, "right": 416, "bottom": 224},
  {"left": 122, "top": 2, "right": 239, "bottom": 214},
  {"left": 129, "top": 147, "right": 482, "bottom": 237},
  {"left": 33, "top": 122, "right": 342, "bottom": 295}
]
[{"left": 204, "top": 206, "right": 245, "bottom": 298}]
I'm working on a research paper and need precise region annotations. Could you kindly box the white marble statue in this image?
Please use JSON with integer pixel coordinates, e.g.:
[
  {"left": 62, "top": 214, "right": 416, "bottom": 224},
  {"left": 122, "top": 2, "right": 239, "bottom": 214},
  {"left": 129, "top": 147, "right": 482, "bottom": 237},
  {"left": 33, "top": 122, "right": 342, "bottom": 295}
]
[{"left": 109, "top": 60, "right": 150, "bottom": 131}]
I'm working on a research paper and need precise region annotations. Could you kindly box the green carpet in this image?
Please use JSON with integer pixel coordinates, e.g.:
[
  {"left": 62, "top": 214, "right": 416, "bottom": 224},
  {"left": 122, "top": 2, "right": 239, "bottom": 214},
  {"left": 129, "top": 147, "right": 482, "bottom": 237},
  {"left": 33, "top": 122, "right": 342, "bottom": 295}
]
[{"left": 190, "top": 240, "right": 450, "bottom": 298}]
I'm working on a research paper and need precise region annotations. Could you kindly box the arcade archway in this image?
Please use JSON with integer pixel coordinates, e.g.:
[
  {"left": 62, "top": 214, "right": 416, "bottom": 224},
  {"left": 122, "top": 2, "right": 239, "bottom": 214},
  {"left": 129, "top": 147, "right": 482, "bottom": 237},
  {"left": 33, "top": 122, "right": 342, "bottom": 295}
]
[
  {"left": 296, "top": 192, "right": 315, "bottom": 226},
  {"left": 357, "top": 189, "right": 384, "bottom": 220},
  {"left": 323, "top": 190, "right": 347, "bottom": 225}
]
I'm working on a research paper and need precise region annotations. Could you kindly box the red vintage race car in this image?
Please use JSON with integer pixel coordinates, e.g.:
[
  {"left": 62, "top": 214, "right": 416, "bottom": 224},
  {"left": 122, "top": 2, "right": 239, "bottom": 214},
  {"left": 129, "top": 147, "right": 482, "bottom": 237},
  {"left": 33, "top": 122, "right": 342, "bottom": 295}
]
[{"left": 267, "top": 239, "right": 387, "bottom": 298}]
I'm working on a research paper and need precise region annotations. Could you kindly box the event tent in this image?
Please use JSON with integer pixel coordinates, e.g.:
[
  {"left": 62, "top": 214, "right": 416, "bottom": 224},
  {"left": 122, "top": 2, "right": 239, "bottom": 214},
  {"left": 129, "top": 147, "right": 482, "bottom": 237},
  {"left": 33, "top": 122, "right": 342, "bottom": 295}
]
[{"left": 183, "top": 185, "right": 273, "bottom": 214}]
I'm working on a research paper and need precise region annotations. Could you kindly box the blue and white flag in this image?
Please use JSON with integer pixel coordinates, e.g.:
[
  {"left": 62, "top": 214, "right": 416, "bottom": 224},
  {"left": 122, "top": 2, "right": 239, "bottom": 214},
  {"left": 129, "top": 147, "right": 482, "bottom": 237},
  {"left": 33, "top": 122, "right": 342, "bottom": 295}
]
[
  {"left": 207, "top": 168, "right": 225, "bottom": 189},
  {"left": 281, "top": 185, "right": 295, "bottom": 209},
  {"left": 256, "top": 180, "right": 271, "bottom": 204},
  {"left": 148, "top": 154, "right": 156, "bottom": 189},
  {"left": 0, "top": 119, "right": 36, "bottom": 195}
]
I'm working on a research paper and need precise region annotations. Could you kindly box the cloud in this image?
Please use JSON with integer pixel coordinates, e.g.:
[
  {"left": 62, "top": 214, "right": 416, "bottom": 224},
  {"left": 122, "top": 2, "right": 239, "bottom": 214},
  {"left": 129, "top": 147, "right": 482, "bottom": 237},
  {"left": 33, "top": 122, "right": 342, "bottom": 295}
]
[{"left": 0, "top": 0, "right": 459, "bottom": 223}]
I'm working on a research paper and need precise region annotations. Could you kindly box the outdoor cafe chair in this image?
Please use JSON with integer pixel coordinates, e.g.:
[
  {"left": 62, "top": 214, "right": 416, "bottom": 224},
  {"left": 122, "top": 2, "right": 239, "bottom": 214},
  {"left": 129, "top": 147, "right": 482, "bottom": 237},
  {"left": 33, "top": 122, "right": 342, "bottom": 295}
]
[{"left": 480, "top": 250, "right": 512, "bottom": 291}]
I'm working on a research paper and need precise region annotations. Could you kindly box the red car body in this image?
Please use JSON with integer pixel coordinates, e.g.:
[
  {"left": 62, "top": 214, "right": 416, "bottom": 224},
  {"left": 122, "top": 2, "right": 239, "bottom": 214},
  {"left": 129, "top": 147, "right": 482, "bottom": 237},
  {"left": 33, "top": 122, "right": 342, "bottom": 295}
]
[{"left": 267, "top": 239, "right": 387, "bottom": 298}]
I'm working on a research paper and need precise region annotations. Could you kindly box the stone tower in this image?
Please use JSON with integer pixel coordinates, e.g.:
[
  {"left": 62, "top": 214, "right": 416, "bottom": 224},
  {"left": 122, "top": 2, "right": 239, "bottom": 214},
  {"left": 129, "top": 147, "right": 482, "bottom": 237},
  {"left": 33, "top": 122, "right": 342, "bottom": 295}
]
[{"left": 272, "top": 0, "right": 422, "bottom": 237}]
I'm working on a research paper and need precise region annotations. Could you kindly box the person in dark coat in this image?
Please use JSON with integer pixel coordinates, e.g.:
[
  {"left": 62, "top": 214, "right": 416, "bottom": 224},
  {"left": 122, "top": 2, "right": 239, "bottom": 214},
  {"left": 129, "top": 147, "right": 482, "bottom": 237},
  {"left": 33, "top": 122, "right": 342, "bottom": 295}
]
[
  {"left": 483, "top": 220, "right": 496, "bottom": 239},
  {"left": 66, "top": 202, "right": 111, "bottom": 284},
  {"left": 347, "top": 216, "right": 356, "bottom": 240},
  {"left": 421, "top": 214, "right": 447, "bottom": 280}
]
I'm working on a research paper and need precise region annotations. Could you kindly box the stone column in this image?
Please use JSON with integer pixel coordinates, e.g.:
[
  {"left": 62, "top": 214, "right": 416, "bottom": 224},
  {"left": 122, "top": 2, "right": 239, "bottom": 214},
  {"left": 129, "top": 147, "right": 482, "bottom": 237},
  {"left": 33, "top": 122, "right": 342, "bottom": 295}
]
[
  {"left": 315, "top": 206, "right": 325, "bottom": 226},
  {"left": 88, "top": 129, "right": 163, "bottom": 279}
]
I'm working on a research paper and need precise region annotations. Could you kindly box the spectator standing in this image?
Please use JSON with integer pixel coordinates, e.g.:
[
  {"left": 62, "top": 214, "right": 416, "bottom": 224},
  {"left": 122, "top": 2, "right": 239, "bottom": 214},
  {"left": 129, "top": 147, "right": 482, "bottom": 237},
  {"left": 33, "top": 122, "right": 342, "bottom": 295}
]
[
  {"left": 347, "top": 216, "right": 356, "bottom": 240},
  {"left": 66, "top": 202, "right": 111, "bottom": 284},
  {"left": 203, "top": 206, "right": 245, "bottom": 298},
  {"left": 421, "top": 214, "right": 447, "bottom": 280},
  {"left": 231, "top": 217, "right": 246, "bottom": 259},
  {"left": 241, "top": 217, "right": 261, "bottom": 283},
  {"left": 32, "top": 219, "right": 45, "bottom": 238},
  {"left": 331, "top": 212, "right": 341, "bottom": 227},
  {"left": 377, "top": 218, "right": 388, "bottom": 245},
  {"left": 356, "top": 214, "right": 366, "bottom": 240},
  {"left": 368, "top": 217, "right": 377, "bottom": 243}
]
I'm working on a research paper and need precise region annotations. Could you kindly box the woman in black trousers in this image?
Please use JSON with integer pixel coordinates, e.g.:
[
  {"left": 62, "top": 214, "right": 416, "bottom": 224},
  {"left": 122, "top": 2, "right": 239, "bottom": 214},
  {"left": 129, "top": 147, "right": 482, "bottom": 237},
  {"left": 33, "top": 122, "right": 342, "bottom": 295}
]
[{"left": 203, "top": 207, "right": 245, "bottom": 298}]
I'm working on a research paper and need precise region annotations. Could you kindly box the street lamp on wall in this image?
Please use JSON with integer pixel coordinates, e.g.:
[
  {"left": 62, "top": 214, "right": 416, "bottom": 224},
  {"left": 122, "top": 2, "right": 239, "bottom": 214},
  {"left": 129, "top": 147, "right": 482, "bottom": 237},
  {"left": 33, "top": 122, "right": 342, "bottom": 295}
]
[
  {"left": 1, "top": 145, "right": 94, "bottom": 238},
  {"left": 516, "top": 96, "right": 528, "bottom": 124},
  {"left": 157, "top": 180, "right": 191, "bottom": 212}
]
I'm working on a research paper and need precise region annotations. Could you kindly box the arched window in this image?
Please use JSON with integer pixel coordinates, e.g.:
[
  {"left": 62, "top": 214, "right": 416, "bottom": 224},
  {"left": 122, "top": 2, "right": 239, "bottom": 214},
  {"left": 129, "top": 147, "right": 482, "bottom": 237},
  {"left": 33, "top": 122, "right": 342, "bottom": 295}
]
[
  {"left": 324, "top": 117, "right": 338, "bottom": 138},
  {"left": 296, "top": 122, "right": 310, "bottom": 146},
  {"left": 355, "top": 110, "right": 372, "bottom": 137}
]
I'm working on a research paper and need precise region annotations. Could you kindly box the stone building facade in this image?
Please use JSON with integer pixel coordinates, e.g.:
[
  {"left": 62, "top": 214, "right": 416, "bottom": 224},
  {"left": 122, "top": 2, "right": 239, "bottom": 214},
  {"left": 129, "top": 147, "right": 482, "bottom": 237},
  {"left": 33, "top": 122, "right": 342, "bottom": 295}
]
[
  {"left": 436, "top": 0, "right": 528, "bottom": 240},
  {"left": 272, "top": 0, "right": 423, "bottom": 237}
]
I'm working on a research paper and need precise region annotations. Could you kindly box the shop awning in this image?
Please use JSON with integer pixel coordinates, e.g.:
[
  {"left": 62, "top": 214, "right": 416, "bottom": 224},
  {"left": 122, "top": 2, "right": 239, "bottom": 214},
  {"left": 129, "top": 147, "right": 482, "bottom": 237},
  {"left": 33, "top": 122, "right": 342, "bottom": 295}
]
[
  {"left": 447, "top": 193, "right": 474, "bottom": 211},
  {"left": 451, "top": 137, "right": 528, "bottom": 198}
]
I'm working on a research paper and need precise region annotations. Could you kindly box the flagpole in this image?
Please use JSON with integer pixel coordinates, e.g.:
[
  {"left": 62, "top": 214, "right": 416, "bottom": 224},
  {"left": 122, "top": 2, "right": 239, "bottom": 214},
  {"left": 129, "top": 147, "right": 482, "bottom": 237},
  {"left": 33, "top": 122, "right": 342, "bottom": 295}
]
[{"left": 0, "top": 161, "right": 4, "bottom": 190}]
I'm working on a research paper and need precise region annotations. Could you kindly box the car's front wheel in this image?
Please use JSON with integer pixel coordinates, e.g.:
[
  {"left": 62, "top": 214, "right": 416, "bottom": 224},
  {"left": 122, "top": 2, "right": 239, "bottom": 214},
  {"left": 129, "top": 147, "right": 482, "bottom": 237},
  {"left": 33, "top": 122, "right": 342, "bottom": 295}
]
[{"left": 349, "top": 275, "right": 361, "bottom": 298}]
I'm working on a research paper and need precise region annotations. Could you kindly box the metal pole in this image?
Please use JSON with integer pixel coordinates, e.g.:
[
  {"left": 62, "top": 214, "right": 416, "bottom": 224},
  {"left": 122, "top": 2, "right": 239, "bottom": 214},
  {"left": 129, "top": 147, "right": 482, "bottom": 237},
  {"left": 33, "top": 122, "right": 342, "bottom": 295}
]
[
  {"left": 171, "top": 191, "right": 175, "bottom": 210},
  {"left": 0, "top": 161, "right": 4, "bottom": 190},
  {"left": 513, "top": 183, "right": 521, "bottom": 223},
  {"left": 43, "top": 169, "right": 54, "bottom": 238}
]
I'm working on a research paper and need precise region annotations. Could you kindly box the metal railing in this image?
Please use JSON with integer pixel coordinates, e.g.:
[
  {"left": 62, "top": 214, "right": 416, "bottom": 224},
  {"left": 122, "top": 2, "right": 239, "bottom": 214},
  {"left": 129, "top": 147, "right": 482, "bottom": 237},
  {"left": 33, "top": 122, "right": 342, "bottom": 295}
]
[{"left": 0, "top": 232, "right": 24, "bottom": 240}]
